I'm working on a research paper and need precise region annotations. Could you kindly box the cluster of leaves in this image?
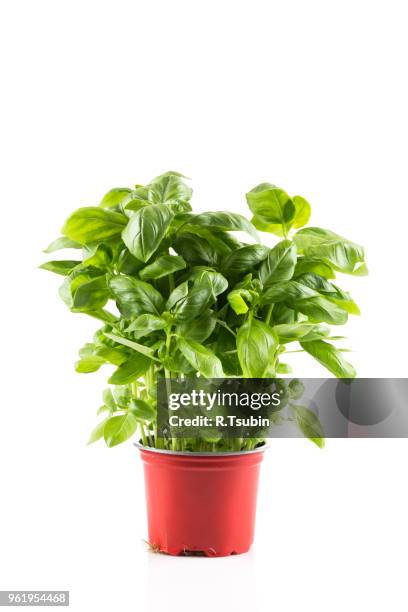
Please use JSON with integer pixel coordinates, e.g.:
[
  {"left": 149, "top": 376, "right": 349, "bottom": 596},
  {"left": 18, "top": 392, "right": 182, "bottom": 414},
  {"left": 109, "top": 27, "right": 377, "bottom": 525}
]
[{"left": 41, "top": 172, "right": 366, "bottom": 450}]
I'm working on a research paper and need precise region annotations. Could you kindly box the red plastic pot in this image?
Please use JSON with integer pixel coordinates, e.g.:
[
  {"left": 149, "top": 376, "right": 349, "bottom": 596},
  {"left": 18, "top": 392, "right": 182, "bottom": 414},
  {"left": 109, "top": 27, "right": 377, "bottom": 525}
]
[{"left": 138, "top": 444, "right": 266, "bottom": 557}]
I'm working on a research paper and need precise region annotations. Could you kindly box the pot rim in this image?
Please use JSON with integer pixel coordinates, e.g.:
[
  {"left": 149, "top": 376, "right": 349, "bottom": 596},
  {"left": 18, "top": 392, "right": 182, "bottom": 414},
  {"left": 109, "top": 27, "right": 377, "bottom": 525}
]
[{"left": 134, "top": 441, "right": 269, "bottom": 457}]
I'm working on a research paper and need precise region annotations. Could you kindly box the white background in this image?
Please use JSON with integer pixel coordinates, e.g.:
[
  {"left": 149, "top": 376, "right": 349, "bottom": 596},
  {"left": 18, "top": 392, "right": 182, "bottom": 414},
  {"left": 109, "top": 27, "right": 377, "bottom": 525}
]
[{"left": 1, "top": 1, "right": 407, "bottom": 610}]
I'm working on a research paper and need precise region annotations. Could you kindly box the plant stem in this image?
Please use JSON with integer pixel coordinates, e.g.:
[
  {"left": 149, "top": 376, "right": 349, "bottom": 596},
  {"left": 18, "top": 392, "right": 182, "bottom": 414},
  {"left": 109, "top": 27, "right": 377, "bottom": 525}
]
[{"left": 265, "top": 303, "right": 274, "bottom": 325}]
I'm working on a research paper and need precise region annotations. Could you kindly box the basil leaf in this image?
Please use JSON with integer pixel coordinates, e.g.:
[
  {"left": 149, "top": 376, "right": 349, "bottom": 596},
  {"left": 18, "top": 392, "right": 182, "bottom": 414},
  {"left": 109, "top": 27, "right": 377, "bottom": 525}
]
[
  {"left": 87, "top": 419, "right": 109, "bottom": 445},
  {"left": 294, "top": 257, "right": 335, "bottom": 279},
  {"left": 43, "top": 237, "right": 82, "bottom": 253},
  {"left": 294, "top": 227, "right": 366, "bottom": 274},
  {"left": 148, "top": 171, "right": 192, "bottom": 204},
  {"left": 300, "top": 339, "right": 356, "bottom": 378},
  {"left": 122, "top": 204, "right": 173, "bottom": 262},
  {"left": 227, "top": 288, "right": 252, "bottom": 314},
  {"left": 292, "top": 405, "right": 325, "bottom": 448},
  {"left": 108, "top": 352, "right": 152, "bottom": 384},
  {"left": 129, "top": 399, "right": 156, "bottom": 421},
  {"left": 187, "top": 269, "right": 228, "bottom": 297},
  {"left": 295, "top": 296, "right": 348, "bottom": 325},
  {"left": 296, "top": 273, "right": 360, "bottom": 315},
  {"left": 176, "top": 310, "right": 216, "bottom": 342},
  {"left": 126, "top": 314, "right": 167, "bottom": 338},
  {"left": 246, "top": 183, "right": 295, "bottom": 225},
  {"left": 139, "top": 254, "right": 186, "bottom": 280},
  {"left": 222, "top": 245, "right": 269, "bottom": 275},
  {"left": 62, "top": 207, "right": 127, "bottom": 244},
  {"left": 99, "top": 187, "right": 132, "bottom": 209},
  {"left": 258, "top": 240, "right": 297, "bottom": 286},
  {"left": 262, "top": 280, "right": 318, "bottom": 304},
  {"left": 95, "top": 346, "right": 128, "bottom": 365},
  {"left": 39, "top": 260, "right": 81, "bottom": 276},
  {"left": 72, "top": 275, "right": 110, "bottom": 311},
  {"left": 165, "top": 280, "right": 189, "bottom": 310},
  {"left": 105, "top": 333, "right": 155, "bottom": 358},
  {"left": 173, "top": 233, "right": 219, "bottom": 266},
  {"left": 109, "top": 275, "right": 164, "bottom": 317},
  {"left": 296, "top": 324, "right": 331, "bottom": 342},
  {"left": 104, "top": 413, "right": 138, "bottom": 447},
  {"left": 236, "top": 318, "right": 278, "bottom": 377},
  {"left": 117, "top": 248, "right": 145, "bottom": 275},
  {"left": 173, "top": 281, "right": 213, "bottom": 322},
  {"left": 177, "top": 338, "right": 224, "bottom": 378},
  {"left": 82, "top": 244, "right": 112, "bottom": 268},
  {"left": 75, "top": 356, "right": 105, "bottom": 373},
  {"left": 292, "top": 195, "right": 311, "bottom": 229},
  {"left": 103, "top": 389, "right": 117, "bottom": 412},
  {"left": 251, "top": 215, "right": 286, "bottom": 237},
  {"left": 186, "top": 211, "right": 259, "bottom": 242},
  {"left": 273, "top": 323, "right": 320, "bottom": 343}
]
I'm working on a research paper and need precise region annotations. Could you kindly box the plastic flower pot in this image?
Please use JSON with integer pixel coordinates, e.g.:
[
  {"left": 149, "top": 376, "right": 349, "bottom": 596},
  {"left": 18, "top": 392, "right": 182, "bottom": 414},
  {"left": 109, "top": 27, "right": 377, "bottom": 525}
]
[{"left": 138, "top": 444, "right": 266, "bottom": 557}]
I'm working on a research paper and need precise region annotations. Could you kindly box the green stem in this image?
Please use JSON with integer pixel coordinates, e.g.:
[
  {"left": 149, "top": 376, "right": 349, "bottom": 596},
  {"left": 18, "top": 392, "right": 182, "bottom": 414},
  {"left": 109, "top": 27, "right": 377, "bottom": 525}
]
[{"left": 265, "top": 304, "right": 274, "bottom": 325}]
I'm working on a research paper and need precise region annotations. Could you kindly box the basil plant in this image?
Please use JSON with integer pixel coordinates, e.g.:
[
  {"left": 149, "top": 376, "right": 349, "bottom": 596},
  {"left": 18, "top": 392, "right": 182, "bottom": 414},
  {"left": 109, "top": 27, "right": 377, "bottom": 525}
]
[{"left": 41, "top": 172, "right": 366, "bottom": 451}]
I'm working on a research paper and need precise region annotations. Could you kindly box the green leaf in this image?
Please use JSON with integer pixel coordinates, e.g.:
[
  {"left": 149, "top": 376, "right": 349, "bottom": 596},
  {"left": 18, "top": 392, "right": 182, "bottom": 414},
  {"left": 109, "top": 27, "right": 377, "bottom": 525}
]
[
  {"left": 139, "top": 254, "right": 186, "bottom": 280},
  {"left": 187, "top": 269, "right": 228, "bottom": 297},
  {"left": 109, "top": 275, "right": 164, "bottom": 317},
  {"left": 295, "top": 296, "right": 348, "bottom": 325},
  {"left": 292, "top": 195, "right": 311, "bottom": 229},
  {"left": 95, "top": 346, "right": 127, "bottom": 366},
  {"left": 186, "top": 211, "right": 259, "bottom": 242},
  {"left": 173, "top": 233, "right": 219, "bottom": 266},
  {"left": 43, "top": 237, "right": 82, "bottom": 253},
  {"left": 246, "top": 183, "right": 295, "bottom": 225},
  {"left": 117, "top": 248, "right": 145, "bottom": 275},
  {"left": 176, "top": 310, "right": 216, "bottom": 342},
  {"left": 294, "top": 257, "right": 335, "bottom": 279},
  {"left": 62, "top": 207, "right": 127, "bottom": 244},
  {"left": 108, "top": 352, "right": 152, "bottom": 384},
  {"left": 104, "top": 413, "right": 138, "bottom": 447},
  {"left": 148, "top": 171, "right": 192, "bottom": 204},
  {"left": 99, "top": 187, "right": 132, "bottom": 208},
  {"left": 122, "top": 204, "right": 173, "bottom": 262},
  {"left": 103, "top": 388, "right": 117, "bottom": 412},
  {"left": 236, "top": 318, "right": 278, "bottom": 377},
  {"left": 300, "top": 339, "right": 356, "bottom": 378},
  {"left": 251, "top": 215, "right": 286, "bottom": 237},
  {"left": 294, "top": 227, "right": 366, "bottom": 274},
  {"left": 227, "top": 289, "right": 251, "bottom": 314},
  {"left": 273, "top": 323, "right": 320, "bottom": 343},
  {"left": 297, "top": 273, "right": 360, "bottom": 315},
  {"left": 82, "top": 244, "right": 112, "bottom": 268},
  {"left": 165, "top": 280, "right": 189, "bottom": 310},
  {"left": 288, "top": 379, "right": 304, "bottom": 400},
  {"left": 105, "top": 333, "right": 156, "bottom": 359},
  {"left": 39, "top": 260, "right": 81, "bottom": 276},
  {"left": 250, "top": 194, "right": 310, "bottom": 236},
  {"left": 262, "top": 280, "right": 318, "bottom": 304},
  {"left": 292, "top": 405, "right": 325, "bottom": 447},
  {"left": 222, "top": 245, "right": 269, "bottom": 275},
  {"left": 72, "top": 275, "right": 110, "bottom": 311},
  {"left": 87, "top": 418, "right": 108, "bottom": 444},
  {"left": 126, "top": 314, "right": 167, "bottom": 338},
  {"left": 177, "top": 338, "right": 224, "bottom": 377},
  {"left": 129, "top": 398, "right": 156, "bottom": 421},
  {"left": 277, "top": 362, "right": 292, "bottom": 374},
  {"left": 172, "top": 280, "right": 214, "bottom": 322},
  {"left": 258, "top": 240, "right": 297, "bottom": 286},
  {"left": 297, "top": 324, "right": 331, "bottom": 342},
  {"left": 75, "top": 356, "right": 105, "bottom": 373}
]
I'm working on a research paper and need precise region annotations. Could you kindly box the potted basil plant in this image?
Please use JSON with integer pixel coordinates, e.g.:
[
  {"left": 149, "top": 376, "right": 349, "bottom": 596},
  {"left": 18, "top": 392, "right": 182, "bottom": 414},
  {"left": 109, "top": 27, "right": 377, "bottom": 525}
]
[{"left": 41, "top": 172, "right": 366, "bottom": 556}]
